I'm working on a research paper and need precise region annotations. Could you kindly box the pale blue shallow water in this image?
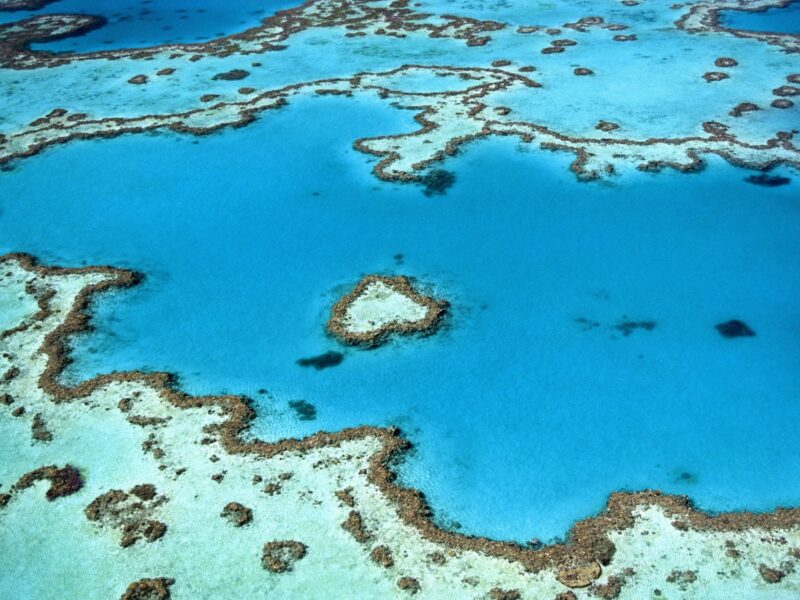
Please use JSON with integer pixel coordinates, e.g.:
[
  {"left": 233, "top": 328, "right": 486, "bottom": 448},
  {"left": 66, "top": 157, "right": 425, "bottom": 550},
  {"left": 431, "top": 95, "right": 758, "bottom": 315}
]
[
  {"left": 722, "top": 0, "right": 800, "bottom": 34},
  {"left": 1, "top": 93, "right": 799, "bottom": 542}
]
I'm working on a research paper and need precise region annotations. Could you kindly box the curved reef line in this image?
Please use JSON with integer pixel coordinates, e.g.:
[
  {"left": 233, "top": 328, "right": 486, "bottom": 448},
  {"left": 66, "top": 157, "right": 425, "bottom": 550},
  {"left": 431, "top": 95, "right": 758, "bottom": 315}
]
[
  {"left": 0, "top": 0, "right": 505, "bottom": 70},
  {"left": 0, "top": 63, "right": 797, "bottom": 185},
  {"left": 4, "top": 251, "right": 800, "bottom": 586}
]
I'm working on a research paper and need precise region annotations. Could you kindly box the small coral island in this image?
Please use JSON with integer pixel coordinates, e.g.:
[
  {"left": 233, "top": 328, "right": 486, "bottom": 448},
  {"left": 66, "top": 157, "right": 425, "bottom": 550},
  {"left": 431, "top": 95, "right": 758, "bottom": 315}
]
[{"left": 327, "top": 275, "right": 448, "bottom": 347}]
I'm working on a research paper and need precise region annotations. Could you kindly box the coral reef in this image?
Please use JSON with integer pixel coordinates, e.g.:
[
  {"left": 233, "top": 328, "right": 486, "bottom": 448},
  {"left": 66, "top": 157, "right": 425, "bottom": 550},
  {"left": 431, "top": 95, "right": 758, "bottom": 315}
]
[
  {"left": 327, "top": 275, "right": 448, "bottom": 347},
  {"left": 261, "top": 540, "right": 308, "bottom": 572}
]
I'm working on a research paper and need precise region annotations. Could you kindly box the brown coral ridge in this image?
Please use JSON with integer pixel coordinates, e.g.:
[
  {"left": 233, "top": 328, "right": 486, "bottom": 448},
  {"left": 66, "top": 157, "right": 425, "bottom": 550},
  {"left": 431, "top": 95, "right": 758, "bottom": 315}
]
[
  {"left": 2, "top": 59, "right": 796, "bottom": 184},
  {"left": 221, "top": 501, "right": 253, "bottom": 526},
  {"left": 13, "top": 464, "right": 83, "bottom": 500},
  {"left": 327, "top": 274, "right": 448, "bottom": 347},
  {"left": 85, "top": 484, "right": 168, "bottom": 547},
  {"left": 0, "top": 64, "right": 535, "bottom": 176},
  {"left": 350, "top": 73, "right": 798, "bottom": 183},
  {"left": 556, "top": 561, "right": 602, "bottom": 588},
  {"left": 342, "top": 509, "right": 372, "bottom": 543},
  {"left": 489, "top": 588, "right": 521, "bottom": 600},
  {"left": 589, "top": 568, "right": 633, "bottom": 599},
  {"left": 262, "top": 540, "right": 308, "bottom": 573},
  {"left": 6, "top": 251, "right": 800, "bottom": 581},
  {"left": 370, "top": 544, "right": 395, "bottom": 567},
  {"left": 119, "top": 577, "right": 174, "bottom": 600},
  {"left": 397, "top": 576, "right": 421, "bottom": 594},
  {"left": 0, "top": 0, "right": 506, "bottom": 70}
]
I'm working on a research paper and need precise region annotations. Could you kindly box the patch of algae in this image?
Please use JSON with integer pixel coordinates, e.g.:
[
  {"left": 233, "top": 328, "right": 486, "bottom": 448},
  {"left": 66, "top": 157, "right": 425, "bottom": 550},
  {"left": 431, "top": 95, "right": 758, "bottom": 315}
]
[{"left": 1, "top": 254, "right": 800, "bottom": 599}]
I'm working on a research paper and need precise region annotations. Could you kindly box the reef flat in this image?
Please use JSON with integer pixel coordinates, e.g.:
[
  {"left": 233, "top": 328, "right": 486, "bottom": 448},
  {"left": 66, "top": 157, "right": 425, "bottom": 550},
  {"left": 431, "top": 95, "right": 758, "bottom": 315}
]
[
  {"left": 0, "top": 0, "right": 797, "bottom": 182},
  {"left": 2, "top": 251, "right": 800, "bottom": 598}
]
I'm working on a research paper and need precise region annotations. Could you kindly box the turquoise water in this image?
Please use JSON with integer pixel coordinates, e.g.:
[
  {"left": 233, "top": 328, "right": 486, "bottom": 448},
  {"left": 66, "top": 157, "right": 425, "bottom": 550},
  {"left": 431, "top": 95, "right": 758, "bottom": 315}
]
[
  {"left": 722, "top": 1, "right": 800, "bottom": 34},
  {"left": 0, "top": 0, "right": 296, "bottom": 51},
  {"left": 1, "top": 93, "right": 799, "bottom": 542}
]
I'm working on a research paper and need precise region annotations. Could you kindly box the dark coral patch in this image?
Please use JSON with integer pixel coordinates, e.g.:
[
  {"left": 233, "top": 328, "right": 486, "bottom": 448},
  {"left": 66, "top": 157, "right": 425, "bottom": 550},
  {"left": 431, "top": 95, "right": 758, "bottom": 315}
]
[
  {"left": 714, "top": 57, "right": 737, "bottom": 68},
  {"left": 296, "top": 351, "right": 344, "bottom": 370},
  {"left": 703, "top": 71, "right": 729, "bottom": 82},
  {"left": 31, "top": 412, "right": 53, "bottom": 442},
  {"left": 759, "top": 565, "right": 786, "bottom": 583},
  {"left": 85, "top": 484, "right": 168, "bottom": 547},
  {"left": 489, "top": 589, "right": 521, "bottom": 600},
  {"left": 342, "top": 509, "right": 371, "bottom": 543},
  {"left": 773, "top": 85, "right": 799, "bottom": 97},
  {"left": 745, "top": 173, "right": 790, "bottom": 187},
  {"left": 397, "top": 577, "right": 421, "bottom": 594},
  {"left": 288, "top": 399, "right": 317, "bottom": 420},
  {"left": 595, "top": 121, "right": 619, "bottom": 132},
  {"left": 221, "top": 501, "right": 253, "bottom": 526},
  {"left": 614, "top": 320, "right": 656, "bottom": 336},
  {"left": 120, "top": 577, "right": 174, "bottom": 600},
  {"left": 421, "top": 169, "right": 455, "bottom": 196},
  {"left": 729, "top": 102, "right": 759, "bottom": 117},
  {"left": 212, "top": 69, "right": 250, "bottom": 81},
  {"left": 262, "top": 540, "right": 307, "bottom": 572},
  {"left": 15, "top": 464, "right": 83, "bottom": 500},
  {"left": 370, "top": 544, "right": 395, "bottom": 567},
  {"left": 715, "top": 319, "right": 755, "bottom": 338}
]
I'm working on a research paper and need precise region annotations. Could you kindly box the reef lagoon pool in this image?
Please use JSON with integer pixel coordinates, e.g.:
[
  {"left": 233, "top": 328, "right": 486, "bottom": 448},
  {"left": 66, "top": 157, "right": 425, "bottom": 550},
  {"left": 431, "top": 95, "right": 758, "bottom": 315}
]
[{"left": 2, "top": 93, "right": 799, "bottom": 543}]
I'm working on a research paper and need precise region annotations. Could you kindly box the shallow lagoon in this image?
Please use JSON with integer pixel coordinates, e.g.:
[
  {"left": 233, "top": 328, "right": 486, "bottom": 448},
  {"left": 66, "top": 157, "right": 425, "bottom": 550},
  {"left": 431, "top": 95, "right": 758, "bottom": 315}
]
[{"left": 1, "top": 93, "right": 799, "bottom": 543}]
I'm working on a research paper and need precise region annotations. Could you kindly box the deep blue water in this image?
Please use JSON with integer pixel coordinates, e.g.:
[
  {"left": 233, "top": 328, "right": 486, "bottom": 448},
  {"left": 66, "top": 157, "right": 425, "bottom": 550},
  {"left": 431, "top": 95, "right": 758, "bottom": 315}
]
[
  {"left": 722, "top": 1, "right": 800, "bottom": 34},
  {"left": 0, "top": 0, "right": 296, "bottom": 52},
  {"left": 1, "top": 94, "right": 799, "bottom": 542}
]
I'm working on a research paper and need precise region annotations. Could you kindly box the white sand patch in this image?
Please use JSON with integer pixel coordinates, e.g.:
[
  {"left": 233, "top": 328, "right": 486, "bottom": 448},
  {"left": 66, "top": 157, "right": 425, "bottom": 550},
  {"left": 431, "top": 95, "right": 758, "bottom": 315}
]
[{"left": 342, "top": 280, "right": 430, "bottom": 335}]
